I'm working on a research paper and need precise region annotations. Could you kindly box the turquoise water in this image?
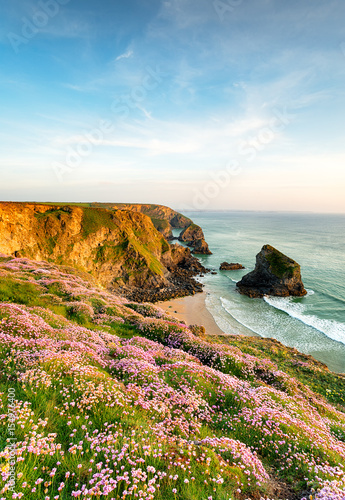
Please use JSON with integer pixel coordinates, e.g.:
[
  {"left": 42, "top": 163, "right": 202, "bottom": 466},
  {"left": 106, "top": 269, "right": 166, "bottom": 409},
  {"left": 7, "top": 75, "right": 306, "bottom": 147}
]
[{"left": 181, "top": 211, "right": 345, "bottom": 374}]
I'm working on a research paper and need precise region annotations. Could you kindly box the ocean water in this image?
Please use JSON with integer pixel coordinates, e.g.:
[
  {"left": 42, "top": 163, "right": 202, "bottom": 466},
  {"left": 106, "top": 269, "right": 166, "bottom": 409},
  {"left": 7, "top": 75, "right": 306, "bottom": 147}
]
[{"left": 180, "top": 211, "right": 345, "bottom": 374}]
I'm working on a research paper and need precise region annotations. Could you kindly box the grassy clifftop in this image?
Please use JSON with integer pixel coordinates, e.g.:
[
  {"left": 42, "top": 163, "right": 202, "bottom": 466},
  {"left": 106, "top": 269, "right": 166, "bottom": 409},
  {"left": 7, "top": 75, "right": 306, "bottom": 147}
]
[
  {"left": 91, "top": 203, "right": 192, "bottom": 228},
  {"left": 0, "top": 256, "right": 344, "bottom": 500}
]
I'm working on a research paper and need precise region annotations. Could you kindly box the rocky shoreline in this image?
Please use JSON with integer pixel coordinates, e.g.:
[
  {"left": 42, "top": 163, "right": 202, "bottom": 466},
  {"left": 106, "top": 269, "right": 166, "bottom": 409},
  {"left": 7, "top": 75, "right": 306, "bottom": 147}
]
[{"left": 118, "top": 259, "right": 209, "bottom": 302}]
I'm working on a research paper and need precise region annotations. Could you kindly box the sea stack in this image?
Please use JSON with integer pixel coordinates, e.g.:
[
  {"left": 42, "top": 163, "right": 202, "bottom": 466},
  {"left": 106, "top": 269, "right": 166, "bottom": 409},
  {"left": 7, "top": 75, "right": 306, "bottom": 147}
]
[
  {"left": 179, "top": 224, "right": 212, "bottom": 254},
  {"left": 237, "top": 244, "right": 307, "bottom": 298}
]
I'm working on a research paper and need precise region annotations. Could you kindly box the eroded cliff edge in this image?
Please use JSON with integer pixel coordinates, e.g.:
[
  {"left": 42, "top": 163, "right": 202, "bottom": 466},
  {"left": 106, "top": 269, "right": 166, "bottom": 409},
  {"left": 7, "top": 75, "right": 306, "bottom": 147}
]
[{"left": 0, "top": 202, "right": 206, "bottom": 301}]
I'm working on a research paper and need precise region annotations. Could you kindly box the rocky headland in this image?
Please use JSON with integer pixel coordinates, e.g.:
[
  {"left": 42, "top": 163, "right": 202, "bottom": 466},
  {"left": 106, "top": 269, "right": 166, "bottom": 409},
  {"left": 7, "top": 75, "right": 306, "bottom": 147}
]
[
  {"left": 237, "top": 244, "right": 307, "bottom": 298},
  {"left": 90, "top": 203, "right": 212, "bottom": 254},
  {"left": 91, "top": 203, "right": 192, "bottom": 240},
  {"left": 0, "top": 202, "right": 208, "bottom": 302}
]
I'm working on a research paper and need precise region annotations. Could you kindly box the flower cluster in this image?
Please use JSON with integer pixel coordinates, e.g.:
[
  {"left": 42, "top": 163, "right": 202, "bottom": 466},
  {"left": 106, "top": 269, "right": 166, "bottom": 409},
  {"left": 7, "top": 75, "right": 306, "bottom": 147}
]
[{"left": 0, "top": 256, "right": 344, "bottom": 500}]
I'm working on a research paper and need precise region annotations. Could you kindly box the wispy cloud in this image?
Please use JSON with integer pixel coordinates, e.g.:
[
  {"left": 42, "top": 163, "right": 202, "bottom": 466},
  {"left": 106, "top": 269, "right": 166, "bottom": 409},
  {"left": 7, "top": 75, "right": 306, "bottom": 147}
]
[{"left": 115, "top": 50, "right": 134, "bottom": 62}]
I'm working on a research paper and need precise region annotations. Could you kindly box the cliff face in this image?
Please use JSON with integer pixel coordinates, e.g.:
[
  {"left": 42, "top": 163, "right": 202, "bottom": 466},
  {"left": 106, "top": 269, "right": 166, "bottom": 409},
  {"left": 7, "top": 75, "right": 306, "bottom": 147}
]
[
  {"left": 0, "top": 203, "right": 204, "bottom": 297},
  {"left": 88, "top": 203, "right": 193, "bottom": 241},
  {"left": 16, "top": 202, "right": 212, "bottom": 253},
  {"left": 237, "top": 244, "right": 307, "bottom": 298}
]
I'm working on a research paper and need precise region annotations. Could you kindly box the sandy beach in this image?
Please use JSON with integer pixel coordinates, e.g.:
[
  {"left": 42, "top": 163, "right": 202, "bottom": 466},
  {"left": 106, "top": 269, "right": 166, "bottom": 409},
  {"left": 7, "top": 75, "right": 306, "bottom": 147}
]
[{"left": 157, "top": 291, "right": 225, "bottom": 336}]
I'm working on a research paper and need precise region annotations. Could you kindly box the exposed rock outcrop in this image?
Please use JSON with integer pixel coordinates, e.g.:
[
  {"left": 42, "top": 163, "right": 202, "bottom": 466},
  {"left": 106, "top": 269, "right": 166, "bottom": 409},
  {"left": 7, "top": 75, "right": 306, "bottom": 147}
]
[
  {"left": 179, "top": 224, "right": 204, "bottom": 244},
  {"left": 237, "top": 244, "right": 307, "bottom": 298},
  {"left": 170, "top": 213, "right": 192, "bottom": 229},
  {"left": 192, "top": 238, "right": 212, "bottom": 255},
  {"left": 220, "top": 262, "right": 245, "bottom": 270},
  {"left": 0, "top": 202, "right": 207, "bottom": 301},
  {"left": 150, "top": 218, "right": 173, "bottom": 240},
  {"left": 178, "top": 224, "right": 212, "bottom": 255}
]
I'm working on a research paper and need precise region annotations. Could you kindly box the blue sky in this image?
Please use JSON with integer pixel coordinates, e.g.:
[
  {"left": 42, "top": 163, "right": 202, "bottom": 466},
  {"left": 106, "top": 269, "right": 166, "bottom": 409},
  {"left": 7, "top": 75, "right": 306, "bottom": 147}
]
[{"left": 1, "top": 0, "right": 345, "bottom": 212}]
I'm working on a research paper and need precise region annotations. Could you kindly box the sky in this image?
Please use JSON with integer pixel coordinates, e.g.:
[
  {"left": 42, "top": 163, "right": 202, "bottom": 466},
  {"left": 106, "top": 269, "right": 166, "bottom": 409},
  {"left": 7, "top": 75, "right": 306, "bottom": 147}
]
[{"left": 1, "top": 0, "right": 345, "bottom": 212}]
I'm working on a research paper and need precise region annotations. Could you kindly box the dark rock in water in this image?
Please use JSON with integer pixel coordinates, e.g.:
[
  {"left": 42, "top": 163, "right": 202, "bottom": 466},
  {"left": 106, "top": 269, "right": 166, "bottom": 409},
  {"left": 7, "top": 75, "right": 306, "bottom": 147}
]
[
  {"left": 237, "top": 244, "right": 307, "bottom": 298},
  {"left": 220, "top": 262, "right": 245, "bottom": 271},
  {"left": 192, "top": 238, "right": 212, "bottom": 255},
  {"left": 211, "top": 271, "right": 217, "bottom": 275}
]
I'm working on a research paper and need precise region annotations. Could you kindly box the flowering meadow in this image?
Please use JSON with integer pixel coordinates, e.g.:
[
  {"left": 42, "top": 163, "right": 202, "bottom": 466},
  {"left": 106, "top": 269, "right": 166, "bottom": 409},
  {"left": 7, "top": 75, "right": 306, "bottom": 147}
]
[{"left": 0, "top": 255, "right": 344, "bottom": 500}]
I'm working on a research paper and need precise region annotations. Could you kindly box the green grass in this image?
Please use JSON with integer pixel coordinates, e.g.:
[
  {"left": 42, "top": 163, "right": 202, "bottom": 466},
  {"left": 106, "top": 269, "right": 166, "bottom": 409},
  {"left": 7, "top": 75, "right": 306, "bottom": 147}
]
[
  {"left": 81, "top": 207, "right": 118, "bottom": 238},
  {"left": 265, "top": 247, "right": 298, "bottom": 278},
  {"left": 150, "top": 218, "right": 170, "bottom": 231},
  {"left": 0, "top": 277, "right": 43, "bottom": 306}
]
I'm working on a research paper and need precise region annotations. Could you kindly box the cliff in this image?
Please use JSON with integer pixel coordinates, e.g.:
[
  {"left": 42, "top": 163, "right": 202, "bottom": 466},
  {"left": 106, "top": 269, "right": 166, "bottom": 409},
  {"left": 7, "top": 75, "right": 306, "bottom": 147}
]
[
  {"left": 90, "top": 203, "right": 192, "bottom": 237},
  {"left": 24, "top": 202, "right": 212, "bottom": 253},
  {"left": 237, "top": 244, "right": 307, "bottom": 298},
  {"left": 0, "top": 202, "right": 205, "bottom": 300},
  {"left": 89, "top": 204, "right": 213, "bottom": 253}
]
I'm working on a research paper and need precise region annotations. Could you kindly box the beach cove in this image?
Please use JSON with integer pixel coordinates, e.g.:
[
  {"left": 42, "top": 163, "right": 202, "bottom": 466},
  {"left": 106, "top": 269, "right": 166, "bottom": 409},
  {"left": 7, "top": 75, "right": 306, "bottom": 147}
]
[{"left": 171, "top": 211, "right": 345, "bottom": 374}]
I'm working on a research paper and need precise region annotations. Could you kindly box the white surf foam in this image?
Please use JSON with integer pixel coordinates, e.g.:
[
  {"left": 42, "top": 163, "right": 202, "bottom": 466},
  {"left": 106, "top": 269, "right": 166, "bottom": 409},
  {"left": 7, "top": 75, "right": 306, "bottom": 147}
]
[{"left": 263, "top": 296, "right": 345, "bottom": 345}]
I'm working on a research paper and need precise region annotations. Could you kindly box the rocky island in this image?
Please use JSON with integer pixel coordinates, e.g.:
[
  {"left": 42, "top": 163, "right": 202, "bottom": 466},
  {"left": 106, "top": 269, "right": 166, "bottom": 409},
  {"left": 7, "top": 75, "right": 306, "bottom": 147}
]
[
  {"left": 237, "top": 244, "right": 307, "bottom": 298},
  {"left": 220, "top": 262, "right": 245, "bottom": 270}
]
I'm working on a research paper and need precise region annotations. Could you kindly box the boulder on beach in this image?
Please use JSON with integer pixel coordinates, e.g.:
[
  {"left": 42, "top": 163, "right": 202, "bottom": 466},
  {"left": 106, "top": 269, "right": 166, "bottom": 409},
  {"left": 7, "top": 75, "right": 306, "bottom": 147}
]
[
  {"left": 237, "top": 244, "right": 307, "bottom": 298},
  {"left": 220, "top": 262, "right": 245, "bottom": 270}
]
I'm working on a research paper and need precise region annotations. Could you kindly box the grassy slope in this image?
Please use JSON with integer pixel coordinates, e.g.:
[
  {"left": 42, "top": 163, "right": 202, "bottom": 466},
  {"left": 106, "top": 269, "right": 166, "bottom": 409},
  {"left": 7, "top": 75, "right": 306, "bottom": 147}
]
[{"left": 0, "top": 256, "right": 344, "bottom": 500}]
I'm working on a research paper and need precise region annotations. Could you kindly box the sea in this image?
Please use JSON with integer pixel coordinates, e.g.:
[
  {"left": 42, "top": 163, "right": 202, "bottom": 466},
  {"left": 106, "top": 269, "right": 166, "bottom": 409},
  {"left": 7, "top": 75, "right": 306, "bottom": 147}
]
[{"left": 175, "top": 211, "right": 345, "bottom": 374}]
